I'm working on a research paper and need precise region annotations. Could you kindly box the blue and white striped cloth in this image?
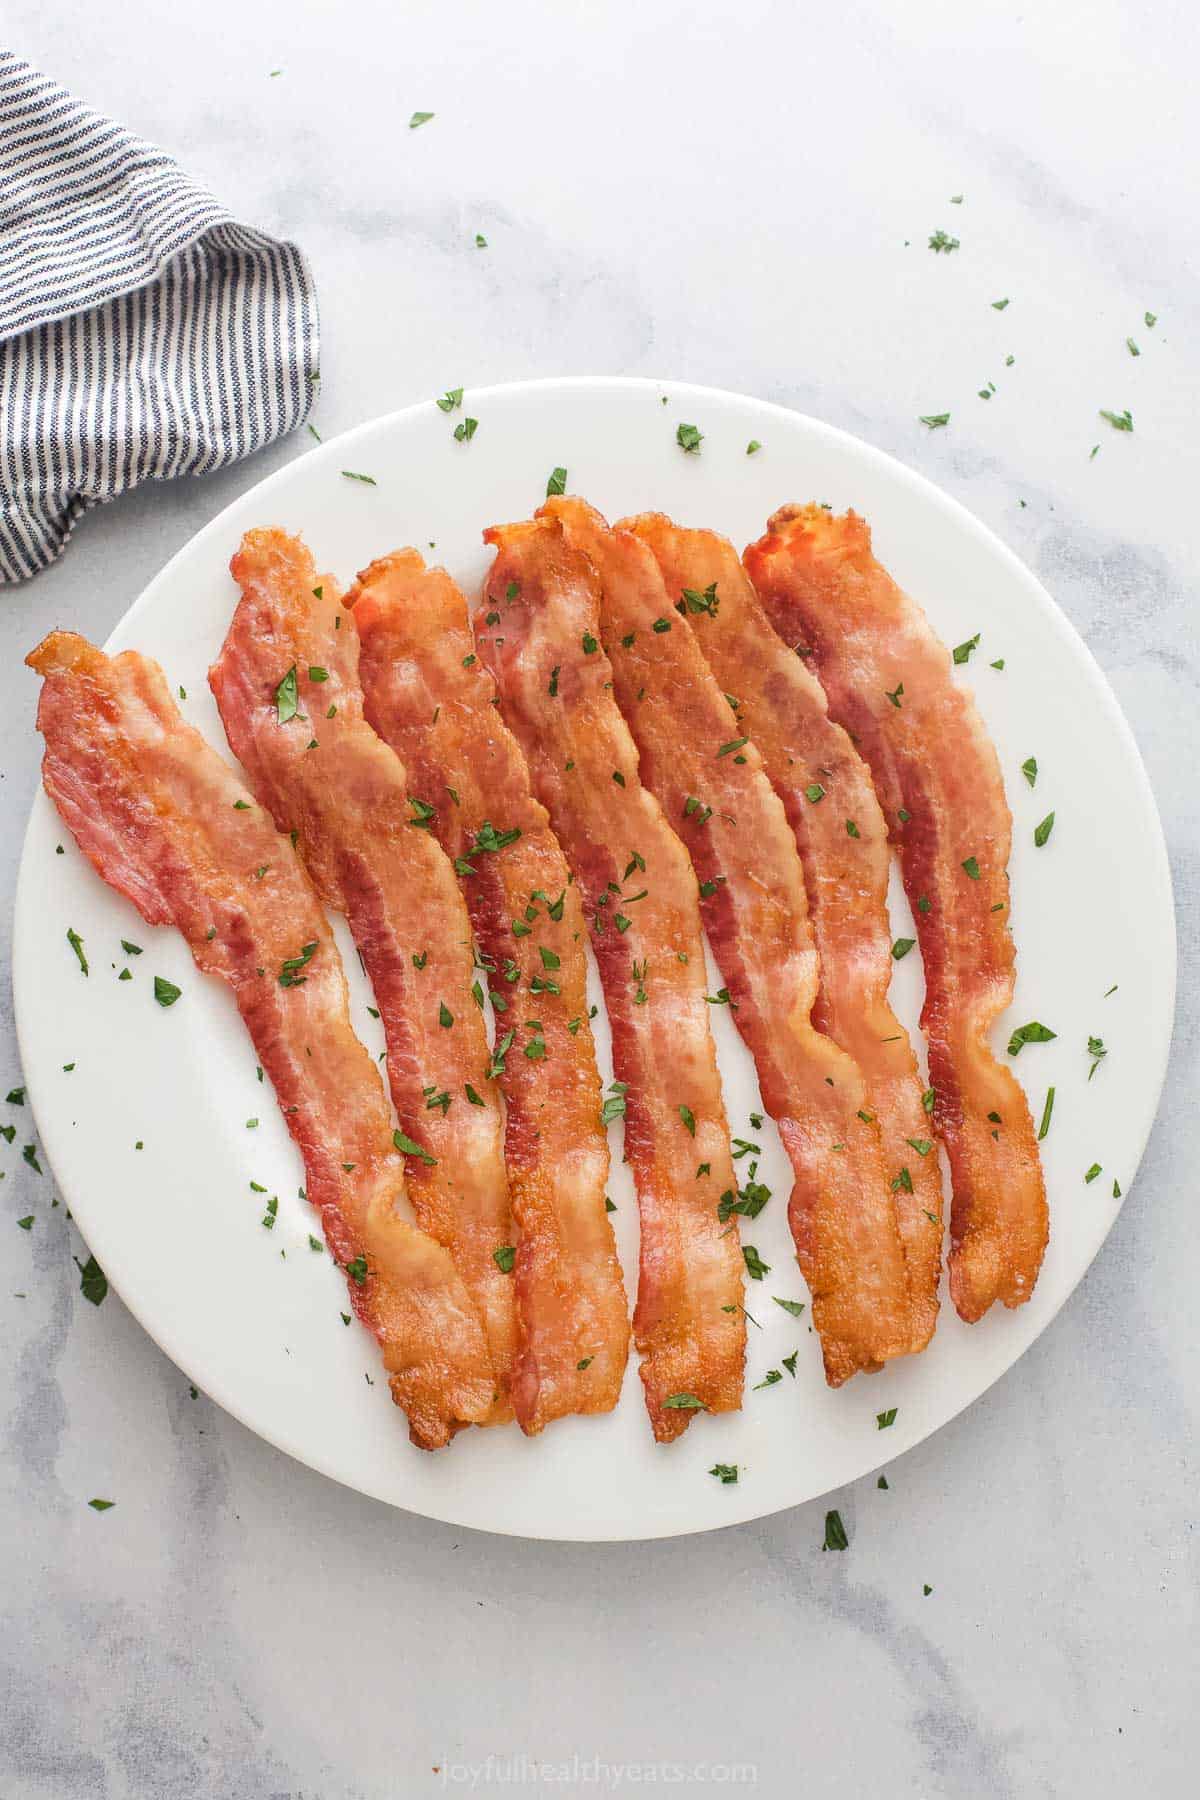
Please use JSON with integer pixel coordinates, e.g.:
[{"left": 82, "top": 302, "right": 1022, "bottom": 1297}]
[{"left": 0, "top": 50, "right": 319, "bottom": 583}]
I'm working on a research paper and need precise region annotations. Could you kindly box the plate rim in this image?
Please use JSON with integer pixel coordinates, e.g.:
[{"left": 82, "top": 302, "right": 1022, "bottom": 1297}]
[{"left": 13, "top": 374, "right": 1177, "bottom": 1541}]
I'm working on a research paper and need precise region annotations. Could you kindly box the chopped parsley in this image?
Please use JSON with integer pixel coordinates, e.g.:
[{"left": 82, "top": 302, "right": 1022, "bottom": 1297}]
[
  {"left": 804, "top": 782, "right": 826, "bottom": 803},
  {"left": 1007, "top": 1021, "right": 1056, "bottom": 1056},
  {"left": 742, "top": 1244, "right": 770, "bottom": 1281},
  {"left": 1084, "top": 1163, "right": 1102, "bottom": 1184},
  {"left": 1087, "top": 1035, "right": 1107, "bottom": 1079},
  {"left": 952, "top": 634, "right": 980, "bottom": 665},
  {"left": 1021, "top": 756, "right": 1038, "bottom": 787},
  {"left": 709, "top": 1463, "right": 739, "bottom": 1484},
  {"left": 1034, "top": 812, "right": 1055, "bottom": 847},
  {"left": 891, "top": 937, "right": 915, "bottom": 961},
  {"left": 408, "top": 111, "right": 434, "bottom": 128},
  {"left": 493, "top": 1244, "right": 516, "bottom": 1273},
  {"left": 746, "top": 440, "right": 761, "bottom": 456},
  {"left": 66, "top": 928, "right": 88, "bottom": 976},
  {"left": 681, "top": 582, "right": 719, "bottom": 616},
  {"left": 845, "top": 819, "right": 860, "bottom": 838},
  {"left": 279, "top": 942, "right": 318, "bottom": 988},
  {"left": 753, "top": 1369, "right": 782, "bottom": 1390},
  {"left": 675, "top": 422, "right": 703, "bottom": 455},
  {"left": 961, "top": 856, "right": 980, "bottom": 879},
  {"left": 453, "top": 417, "right": 478, "bottom": 443},
  {"left": 1038, "top": 1086, "right": 1055, "bottom": 1141},
  {"left": 822, "top": 1509, "right": 848, "bottom": 1551},
  {"left": 1099, "top": 409, "right": 1133, "bottom": 432},
  {"left": 153, "top": 977, "right": 182, "bottom": 1008},
  {"left": 876, "top": 1408, "right": 898, "bottom": 1430},
  {"left": 275, "top": 665, "right": 299, "bottom": 723},
  {"left": 919, "top": 413, "right": 950, "bottom": 429},
  {"left": 777, "top": 1294, "right": 812, "bottom": 1324},
  {"left": 436, "top": 387, "right": 464, "bottom": 412},
  {"left": 341, "top": 469, "right": 378, "bottom": 485},
  {"left": 663, "top": 1392, "right": 706, "bottom": 1410},
  {"left": 74, "top": 1254, "right": 108, "bottom": 1306},
  {"left": 546, "top": 466, "right": 568, "bottom": 497},
  {"left": 393, "top": 1129, "right": 436, "bottom": 1166}
]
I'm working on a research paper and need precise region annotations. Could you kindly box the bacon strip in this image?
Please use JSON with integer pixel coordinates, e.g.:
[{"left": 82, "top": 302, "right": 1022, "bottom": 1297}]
[
  {"left": 476, "top": 514, "right": 745, "bottom": 1439},
  {"left": 347, "top": 550, "right": 630, "bottom": 1434},
  {"left": 744, "top": 505, "right": 1047, "bottom": 1321},
  {"left": 625, "top": 513, "right": 943, "bottom": 1350},
  {"left": 27, "top": 630, "right": 496, "bottom": 1449},
  {"left": 210, "top": 530, "right": 516, "bottom": 1413},
  {"left": 553, "top": 498, "right": 914, "bottom": 1380}
]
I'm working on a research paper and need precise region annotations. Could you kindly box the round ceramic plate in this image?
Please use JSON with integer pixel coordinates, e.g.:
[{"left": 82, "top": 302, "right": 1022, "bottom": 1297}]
[{"left": 14, "top": 378, "right": 1174, "bottom": 1541}]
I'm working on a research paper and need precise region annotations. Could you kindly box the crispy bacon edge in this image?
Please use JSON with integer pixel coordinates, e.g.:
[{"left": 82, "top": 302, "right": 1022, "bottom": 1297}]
[
  {"left": 624, "top": 510, "right": 944, "bottom": 1353},
  {"left": 745, "top": 504, "right": 1048, "bottom": 1320},
  {"left": 210, "top": 528, "right": 516, "bottom": 1414},
  {"left": 348, "top": 548, "right": 630, "bottom": 1434},
  {"left": 476, "top": 513, "right": 745, "bottom": 1440},
  {"left": 551, "top": 496, "right": 914, "bottom": 1381},
  {"left": 26, "top": 629, "right": 496, "bottom": 1448}
]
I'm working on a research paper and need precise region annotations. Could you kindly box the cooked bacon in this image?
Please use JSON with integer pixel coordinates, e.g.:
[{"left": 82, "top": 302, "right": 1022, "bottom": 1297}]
[
  {"left": 744, "top": 505, "right": 1047, "bottom": 1321},
  {"left": 347, "top": 550, "right": 630, "bottom": 1434},
  {"left": 625, "top": 513, "right": 943, "bottom": 1350},
  {"left": 553, "top": 498, "right": 914, "bottom": 1380},
  {"left": 27, "top": 630, "right": 496, "bottom": 1449},
  {"left": 210, "top": 530, "right": 516, "bottom": 1412},
  {"left": 476, "top": 514, "right": 744, "bottom": 1439}
]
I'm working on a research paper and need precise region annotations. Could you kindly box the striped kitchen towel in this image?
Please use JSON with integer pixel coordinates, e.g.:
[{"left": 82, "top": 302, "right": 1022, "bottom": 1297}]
[{"left": 0, "top": 49, "right": 319, "bottom": 583}]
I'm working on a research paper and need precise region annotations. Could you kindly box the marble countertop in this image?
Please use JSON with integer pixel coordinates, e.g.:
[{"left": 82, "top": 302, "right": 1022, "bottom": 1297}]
[{"left": 2, "top": 3, "right": 1196, "bottom": 1796}]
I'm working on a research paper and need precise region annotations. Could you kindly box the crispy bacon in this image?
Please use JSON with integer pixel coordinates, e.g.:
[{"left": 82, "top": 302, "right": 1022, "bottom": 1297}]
[
  {"left": 553, "top": 498, "right": 914, "bottom": 1381},
  {"left": 625, "top": 513, "right": 943, "bottom": 1350},
  {"left": 476, "top": 514, "right": 745, "bottom": 1439},
  {"left": 347, "top": 550, "right": 630, "bottom": 1434},
  {"left": 210, "top": 530, "right": 516, "bottom": 1412},
  {"left": 27, "top": 630, "right": 496, "bottom": 1449},
  {"left": 744, "top": 505, "right": 1047, "bottom": 1321}
]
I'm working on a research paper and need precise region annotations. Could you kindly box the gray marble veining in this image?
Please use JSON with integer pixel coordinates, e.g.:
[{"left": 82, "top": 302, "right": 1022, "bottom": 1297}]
[{"left": 1, "top": 2, "right": 1196, "bottom": 1796}]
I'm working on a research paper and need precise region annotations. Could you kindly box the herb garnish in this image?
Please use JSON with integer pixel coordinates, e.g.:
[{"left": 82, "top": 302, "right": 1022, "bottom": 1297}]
[
  {"left": 709, "top": 1463, "right": 739, "bottom": 1483},
  {"left": 436, "top": 387, "right": 463, "bottom": 413},
  {"left": 279, "top": 942, "right": 317, "bottom": 988},
  {"left": 493, "top": 1245, "right": 516, "bottom": 1273},
  {"left": 153, "top": 977, "right": 182, "bottom": 1008},
  {"left": 876, "top": 1408, "right": 897, "bottom": 1430},
  {"left": 891, "top": 938, "right": 915, "bottom": 961},
  {"left": 66, "top": 928, "right": 88, "bottom": 975},
  {"left": 675, "top": 422, "right": 703, "bottom": 454},
  {"left": 74, "top": 1254, "right": 107, "bottom": 1306},
  {"left": 1038, "top": 1086, "right": 1055, "bottom": 1140},
  {"left": 408, "top": 111, "right": 434, "bottom": 128},
  {"left": 1021, "top": 756, "right": 1038, "bottom": 787},
  {"left": 275, "top": 666, "right": 299, "bottom": 723},
  {"left": 952, "top": 634, "right": 980, "bottom": 665},
  {"left": 1007, "top": 1021, "right": 1056, "bottom": 1056},
  {"left": 1034, "top": 812, "right": 1055, "bottom": 847},
  {"left": 546, "top": 466, "right": 568, "bottom": 497},
  {"left": 394, "top": 1129, "right": 436, "bottom": 1166},
  {"left": 664, "top": 1392, "right": 706, "bottom": 1410},
  {"left": 920, "top": 413, "right": 950, "bottom": 429},
  {"left": 823, "top": 1510, "right": 848, "bottom": 1551},
  {"left": 742, "top": 1245, "right": 770, "bottom": 1281},
  {"left": 341, "top": 469, "right": 378, "bottom": 484}
]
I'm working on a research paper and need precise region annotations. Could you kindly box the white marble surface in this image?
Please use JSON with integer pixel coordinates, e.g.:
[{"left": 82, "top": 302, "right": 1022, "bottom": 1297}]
[{"left": 2, "top": 3, "right": 1196, "bottom": 1795}]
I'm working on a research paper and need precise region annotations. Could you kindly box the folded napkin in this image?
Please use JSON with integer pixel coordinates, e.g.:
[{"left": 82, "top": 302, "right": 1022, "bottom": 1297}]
[{"left": 0, "top": 50, "right": 319, "bottom": 583}]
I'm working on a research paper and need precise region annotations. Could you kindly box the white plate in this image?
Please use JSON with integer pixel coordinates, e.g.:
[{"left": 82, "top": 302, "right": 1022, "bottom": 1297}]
[{"left": 14, "top": 378, "right": 1174, "bottom": 1541}]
